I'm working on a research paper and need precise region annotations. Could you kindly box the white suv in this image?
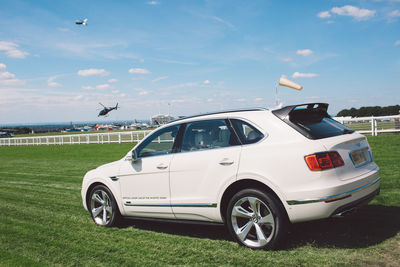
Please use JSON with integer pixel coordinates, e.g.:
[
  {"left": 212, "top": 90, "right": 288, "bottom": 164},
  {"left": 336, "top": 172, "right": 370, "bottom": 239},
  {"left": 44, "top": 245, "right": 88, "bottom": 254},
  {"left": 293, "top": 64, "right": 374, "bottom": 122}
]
[{"left": 81, "top": 103, "right": 380, "bottom": 249}]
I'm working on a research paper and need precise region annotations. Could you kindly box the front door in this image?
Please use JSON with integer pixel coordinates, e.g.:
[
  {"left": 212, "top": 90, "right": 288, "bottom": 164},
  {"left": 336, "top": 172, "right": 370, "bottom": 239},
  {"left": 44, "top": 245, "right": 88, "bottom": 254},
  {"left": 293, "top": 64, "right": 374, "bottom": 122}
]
[{"left": 118, "top": 125, "right": 180, "bottom": 219}]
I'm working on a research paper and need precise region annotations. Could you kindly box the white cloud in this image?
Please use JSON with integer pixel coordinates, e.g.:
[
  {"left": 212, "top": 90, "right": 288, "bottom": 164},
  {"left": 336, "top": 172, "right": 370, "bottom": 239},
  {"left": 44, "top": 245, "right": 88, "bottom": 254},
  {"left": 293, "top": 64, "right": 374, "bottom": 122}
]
[
  {"left": 317, "top": 11, "right": 331, "bottom": 18},
  {"left": 0, "top": 63, "right": 25, "bottom": 86},
  {"left": 395, "top": 40, "right": 400, "bottom": 46},
  {"left": 77, "top": 69, "right": 110, "bottom": 76},
  {"left": 331, "top": 5, "right": 375, "bottom": 20},
  {"left": 0, "top": 71, "right": 15, "bottom": 80},
  {"left": 129, "top": 68, "right": 150, "bottom": 74},
  {"left": 81, "top": 84, "right": 113, "bottom": 90},
  {"left": 131, "top": 77, "right": 146, "bottom": 81},
  {"left": 203, "top": 80, "right": 211, "bottom": 84},
  {"left": 112, "top": 90, "right": 120, "bottom": 94},
  {"left": 138, "top": 90, "right": 149, "bottom": 96},
  {"left": 280, "top": 57, "right": 293, "bottom": 62},
  {"left": 96, "top": 84, "right": 113, "bottom": 90},
  {"left": 211, "top": 16, "right": 236, "bottom": 30},
  {"left": 292, "top": 72, "right": 319, "bottom": 78},
  {"left": 82, "top": 86, "right": 94, "bottom": 90},
  {"left": 147, "top": 1, "right": 159, "bottom": 5},
  {"left": 207, "top": 98, "right": 213, "bottom": 102},
  {"left": 388, "top": 10, "right": 400, "bottom": 17},
  {"left": 0, "top": 41, "right": 29, "bottom": 59},
  {"left": 296, "top": 49, "right": 313, "bottom": 56},
  {"left": 108, "top": 78, "right": 118, "bottom": 83},
  {"left": 152, "top": 76, "right": 168, "bottom": 82},
  {"left": 47, "top": 76, "right": 62, "bottom": 87},
  {"left": 254, "top": 97, "right": 263, "bottom": 102},
  {"left": 235, "top": 98, "right": 246, "bottom": 102}
]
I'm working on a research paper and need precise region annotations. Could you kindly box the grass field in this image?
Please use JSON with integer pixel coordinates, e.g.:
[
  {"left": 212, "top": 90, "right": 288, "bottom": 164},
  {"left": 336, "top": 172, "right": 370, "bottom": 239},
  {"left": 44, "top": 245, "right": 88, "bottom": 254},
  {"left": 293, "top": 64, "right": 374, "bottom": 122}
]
[{"left": 1, "top": 136, "right": 399, "bottom": 266}]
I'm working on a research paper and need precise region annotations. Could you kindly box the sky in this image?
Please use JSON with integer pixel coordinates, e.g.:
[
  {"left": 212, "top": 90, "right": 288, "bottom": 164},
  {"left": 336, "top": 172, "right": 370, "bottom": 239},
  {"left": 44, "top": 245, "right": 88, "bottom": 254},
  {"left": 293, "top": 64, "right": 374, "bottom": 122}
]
[{"left": 0, "top": 0, "right": 399, "bottom": 124}]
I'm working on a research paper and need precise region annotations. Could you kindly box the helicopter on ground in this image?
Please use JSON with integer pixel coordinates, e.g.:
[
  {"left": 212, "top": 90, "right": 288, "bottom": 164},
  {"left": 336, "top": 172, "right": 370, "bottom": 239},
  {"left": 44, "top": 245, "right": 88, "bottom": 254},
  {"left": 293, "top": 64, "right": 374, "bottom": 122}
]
[
  {"left": 76, "top": 18, "right": 88, "bottom": 26},
  {"left": 98, "top": 103, "right": 118, "bottom": 117}
]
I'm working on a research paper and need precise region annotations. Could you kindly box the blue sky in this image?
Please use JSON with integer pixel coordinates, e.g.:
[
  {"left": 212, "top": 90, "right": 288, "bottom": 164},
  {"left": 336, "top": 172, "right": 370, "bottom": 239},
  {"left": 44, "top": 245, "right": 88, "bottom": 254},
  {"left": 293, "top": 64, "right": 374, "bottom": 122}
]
[{"left": 0, "top": 0, "right": 399, "bottom": 124}]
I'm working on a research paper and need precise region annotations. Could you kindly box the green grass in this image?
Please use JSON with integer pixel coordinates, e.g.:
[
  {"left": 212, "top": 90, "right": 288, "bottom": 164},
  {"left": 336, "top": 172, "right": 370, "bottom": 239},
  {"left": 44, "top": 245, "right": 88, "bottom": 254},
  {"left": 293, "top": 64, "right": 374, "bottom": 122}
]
[{"left": 1, "top": 136, "right": 399, "bottom": 266}]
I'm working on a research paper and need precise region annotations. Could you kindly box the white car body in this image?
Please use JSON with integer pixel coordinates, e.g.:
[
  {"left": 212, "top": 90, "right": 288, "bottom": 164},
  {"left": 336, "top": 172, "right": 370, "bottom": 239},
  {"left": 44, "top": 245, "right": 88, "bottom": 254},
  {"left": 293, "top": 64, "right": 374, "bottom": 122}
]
[{"left": 82, "top": 103, "right": 380, "bottom": 248}]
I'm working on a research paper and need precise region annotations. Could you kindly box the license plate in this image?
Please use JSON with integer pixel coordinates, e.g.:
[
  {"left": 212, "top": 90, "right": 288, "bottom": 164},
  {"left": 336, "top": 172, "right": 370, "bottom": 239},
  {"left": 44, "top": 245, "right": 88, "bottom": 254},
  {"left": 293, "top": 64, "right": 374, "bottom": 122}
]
[{"left": 350, "top": 149, "right": 368, "bottom": 166}]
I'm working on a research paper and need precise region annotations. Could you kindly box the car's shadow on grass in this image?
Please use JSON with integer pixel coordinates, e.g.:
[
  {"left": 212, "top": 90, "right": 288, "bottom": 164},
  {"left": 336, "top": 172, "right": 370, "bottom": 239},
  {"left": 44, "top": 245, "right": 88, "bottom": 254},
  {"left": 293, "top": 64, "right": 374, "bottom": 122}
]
[
  {"left": 118, "top": 217, "right": 232, "bottom": 241},
  {"left": 118, "top": 204, "right": 400, "bottom": 249},
  {"left": 285, "top": 204, "right": 400, "bottom": 249}
]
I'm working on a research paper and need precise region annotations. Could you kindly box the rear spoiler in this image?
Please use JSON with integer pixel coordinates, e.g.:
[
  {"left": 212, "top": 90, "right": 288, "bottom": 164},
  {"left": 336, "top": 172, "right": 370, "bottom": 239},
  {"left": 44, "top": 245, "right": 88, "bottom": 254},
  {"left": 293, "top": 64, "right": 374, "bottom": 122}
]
[{"left": 272, "top": 103, "right": 329, "bottom": 120}]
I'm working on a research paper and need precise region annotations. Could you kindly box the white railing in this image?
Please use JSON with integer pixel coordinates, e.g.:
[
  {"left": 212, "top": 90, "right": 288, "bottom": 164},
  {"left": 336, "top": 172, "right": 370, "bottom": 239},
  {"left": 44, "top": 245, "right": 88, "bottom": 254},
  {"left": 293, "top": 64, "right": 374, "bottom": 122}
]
[
  {"left": 2, "top": 115, "right": 400, "bottom": 146},
  {"left": 0, "top": 130, "right": 153, "bottom": 146},
  {"left": 334, "top": 115, "right": 400, "bottom": 136}
]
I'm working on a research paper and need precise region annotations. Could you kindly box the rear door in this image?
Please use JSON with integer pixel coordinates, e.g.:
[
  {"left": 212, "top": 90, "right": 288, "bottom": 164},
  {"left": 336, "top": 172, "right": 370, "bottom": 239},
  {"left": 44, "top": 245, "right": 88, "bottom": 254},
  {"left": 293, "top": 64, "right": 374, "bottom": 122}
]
[{"left": 169, "top": 119, "right": 242, "bottom": 221}]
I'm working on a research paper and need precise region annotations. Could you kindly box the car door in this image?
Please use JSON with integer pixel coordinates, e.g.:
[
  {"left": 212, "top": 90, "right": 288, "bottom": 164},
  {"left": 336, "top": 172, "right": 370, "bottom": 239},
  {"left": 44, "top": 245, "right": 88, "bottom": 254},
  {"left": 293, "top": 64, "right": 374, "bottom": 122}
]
[
  {"left": 118, "top": 125, "right": 181, "bottom": 219},
  {"left": 169, "top": 119, "right": 242, "bottom": 221}
]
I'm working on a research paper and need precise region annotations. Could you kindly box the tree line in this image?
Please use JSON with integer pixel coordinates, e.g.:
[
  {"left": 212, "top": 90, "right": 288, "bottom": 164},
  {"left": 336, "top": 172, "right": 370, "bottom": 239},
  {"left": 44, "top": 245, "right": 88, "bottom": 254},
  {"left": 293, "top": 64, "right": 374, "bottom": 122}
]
[{"left": 336, "top": 105, "right": 400, "bottom": 117}]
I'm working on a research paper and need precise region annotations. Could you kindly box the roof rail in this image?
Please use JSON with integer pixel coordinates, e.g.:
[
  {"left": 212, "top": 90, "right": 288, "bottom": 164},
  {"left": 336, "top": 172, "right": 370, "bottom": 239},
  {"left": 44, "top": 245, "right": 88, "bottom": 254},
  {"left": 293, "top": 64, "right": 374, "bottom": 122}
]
[{"left": 170, "top": 107, "right": 268, "bottom": 123}]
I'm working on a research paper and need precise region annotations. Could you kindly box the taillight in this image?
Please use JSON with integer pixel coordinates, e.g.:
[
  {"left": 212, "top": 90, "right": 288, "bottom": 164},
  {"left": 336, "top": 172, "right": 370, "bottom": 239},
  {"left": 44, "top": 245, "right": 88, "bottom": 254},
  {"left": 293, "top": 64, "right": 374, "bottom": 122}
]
[{"left": 305, "top": 151, "right": 344, "bottom": 171}]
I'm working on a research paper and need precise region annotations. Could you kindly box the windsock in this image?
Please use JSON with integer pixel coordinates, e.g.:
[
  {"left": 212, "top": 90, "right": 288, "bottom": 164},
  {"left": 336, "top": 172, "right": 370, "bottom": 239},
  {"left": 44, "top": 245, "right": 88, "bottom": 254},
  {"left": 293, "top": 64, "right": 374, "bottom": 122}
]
[{"left": 279, "top": 77, "right": 303, "bottom": 90}]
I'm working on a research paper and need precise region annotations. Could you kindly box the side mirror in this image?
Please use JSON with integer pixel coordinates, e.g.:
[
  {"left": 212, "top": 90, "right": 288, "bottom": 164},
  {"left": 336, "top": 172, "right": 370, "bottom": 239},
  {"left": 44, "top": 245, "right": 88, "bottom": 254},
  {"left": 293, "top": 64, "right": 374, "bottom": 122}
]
[{"left": 132, "top": 149, "right": 138, "bottom": 162}]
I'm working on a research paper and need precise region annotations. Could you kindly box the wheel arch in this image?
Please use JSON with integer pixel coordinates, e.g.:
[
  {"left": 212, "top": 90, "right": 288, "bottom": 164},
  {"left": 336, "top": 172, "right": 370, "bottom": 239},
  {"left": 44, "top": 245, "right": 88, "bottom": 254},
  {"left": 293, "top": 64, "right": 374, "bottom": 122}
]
[{"left": 219, "top": 179, "right": 289, "bottom": 223}]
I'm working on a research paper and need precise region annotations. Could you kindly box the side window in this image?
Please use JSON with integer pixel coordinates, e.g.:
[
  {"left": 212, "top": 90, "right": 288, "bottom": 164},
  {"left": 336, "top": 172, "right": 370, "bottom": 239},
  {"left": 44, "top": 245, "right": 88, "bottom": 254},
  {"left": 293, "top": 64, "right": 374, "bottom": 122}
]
[
  {"left": 230, "top": 119, "right": 264, "bottom": 144},
  {"left": 137, "top": 125, "right": 179, "bottom": 158},
  {"left": 181, "top": 119, "right": 239, "bottom": 152}
]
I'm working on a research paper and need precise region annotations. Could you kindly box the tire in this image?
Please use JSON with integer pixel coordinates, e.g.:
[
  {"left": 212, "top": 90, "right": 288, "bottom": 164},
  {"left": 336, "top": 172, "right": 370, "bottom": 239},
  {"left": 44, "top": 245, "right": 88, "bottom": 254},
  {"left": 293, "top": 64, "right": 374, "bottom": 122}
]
[
  {"left": 88, "top": 185, "right": 121, "bottom": 227},
  {"left": 226, "top": 188, "right": 287, "bottom": 250}
]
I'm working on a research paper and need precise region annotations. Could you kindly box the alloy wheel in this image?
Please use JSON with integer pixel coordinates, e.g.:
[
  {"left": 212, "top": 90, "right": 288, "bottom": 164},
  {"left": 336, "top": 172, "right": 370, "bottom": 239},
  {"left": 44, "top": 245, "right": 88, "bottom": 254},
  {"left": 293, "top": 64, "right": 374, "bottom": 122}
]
[
  {"left": 90, "top": 189, "right": 113, "bottom": 226},
  {"left": 231, "top": 196, "right": 275, "bottom": 248}
]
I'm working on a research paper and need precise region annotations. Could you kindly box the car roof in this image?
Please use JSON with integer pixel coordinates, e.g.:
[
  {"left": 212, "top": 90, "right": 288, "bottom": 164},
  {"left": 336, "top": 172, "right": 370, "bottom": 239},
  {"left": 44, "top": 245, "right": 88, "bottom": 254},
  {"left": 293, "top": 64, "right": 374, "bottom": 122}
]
[{"left": 170, "top": 107, "right": 268, "bottom": 123}]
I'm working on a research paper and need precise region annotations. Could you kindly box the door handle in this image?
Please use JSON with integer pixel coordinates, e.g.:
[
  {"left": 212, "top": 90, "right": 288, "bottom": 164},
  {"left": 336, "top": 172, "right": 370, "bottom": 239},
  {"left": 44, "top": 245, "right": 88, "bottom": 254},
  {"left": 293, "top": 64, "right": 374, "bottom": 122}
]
[
  {"left": 219, "top": 158, "right": 234, "bottom": 166},
  {"left": 156, "top": 163, "right": 168, "bottom": 169}
]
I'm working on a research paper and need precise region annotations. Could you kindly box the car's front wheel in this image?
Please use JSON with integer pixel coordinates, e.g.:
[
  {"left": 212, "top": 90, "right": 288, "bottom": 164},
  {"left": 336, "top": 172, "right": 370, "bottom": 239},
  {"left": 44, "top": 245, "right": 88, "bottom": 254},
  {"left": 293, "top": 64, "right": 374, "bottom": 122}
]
[
  {"left": 226, "top": 188, "right": 287, "bottom": 249},
  {"left": 89, "top": 185, "right": 121, "bottom": 227}
]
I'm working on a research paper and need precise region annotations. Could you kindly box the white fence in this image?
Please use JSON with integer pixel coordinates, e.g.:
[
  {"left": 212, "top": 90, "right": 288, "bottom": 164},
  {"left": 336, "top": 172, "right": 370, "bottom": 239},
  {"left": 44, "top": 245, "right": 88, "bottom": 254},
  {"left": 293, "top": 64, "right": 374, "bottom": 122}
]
[
  {"left": 0, "top": 130, "right": 152, "bottom": 146},
  {"left": 334, "top": 115, "right": 400, "bottom": 136},
  {"left": 1, "top": 115, "right": 400, "bottom": 146}
]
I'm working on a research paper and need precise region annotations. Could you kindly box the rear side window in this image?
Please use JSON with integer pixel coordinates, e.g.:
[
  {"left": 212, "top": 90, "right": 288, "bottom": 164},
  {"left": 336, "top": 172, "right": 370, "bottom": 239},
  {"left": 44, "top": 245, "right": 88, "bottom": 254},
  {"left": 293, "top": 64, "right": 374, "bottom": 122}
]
[
  {"left": 181, "top": 119, "right": 239, "bottom": 152},
  {"left": 288, "top": 108, "right": 353, "bottom": 139},
  {"left": 230, "top": 119, "right": 264, "bottom": 144}
]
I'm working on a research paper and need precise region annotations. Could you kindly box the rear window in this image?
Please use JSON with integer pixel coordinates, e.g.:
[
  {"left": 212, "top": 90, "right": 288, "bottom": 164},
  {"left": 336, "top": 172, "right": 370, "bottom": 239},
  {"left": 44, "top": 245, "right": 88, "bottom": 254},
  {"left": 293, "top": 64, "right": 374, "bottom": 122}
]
[{"left": 288, "top": 108, "right": 354, "bottom": 139}]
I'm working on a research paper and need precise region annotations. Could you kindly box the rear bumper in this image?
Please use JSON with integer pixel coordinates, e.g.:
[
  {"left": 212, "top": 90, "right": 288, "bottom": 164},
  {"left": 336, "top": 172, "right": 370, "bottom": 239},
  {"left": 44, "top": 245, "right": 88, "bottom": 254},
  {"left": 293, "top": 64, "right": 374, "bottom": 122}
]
[
  {"left": 287, "top": 176, "right": 380, "bottom": 205},
  {"left": 285, "top": 167, "right": 380, "bottom": 223},
  {"left": 331, "top": 187, "right": 380, "bottom": 217}
]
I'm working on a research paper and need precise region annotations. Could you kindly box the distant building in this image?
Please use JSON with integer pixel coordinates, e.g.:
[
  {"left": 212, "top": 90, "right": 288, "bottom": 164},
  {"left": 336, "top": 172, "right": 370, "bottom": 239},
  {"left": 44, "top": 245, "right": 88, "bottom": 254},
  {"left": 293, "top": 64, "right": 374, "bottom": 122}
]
[{"left": 151, "top": 114, "right": 174, "bottom": 126}]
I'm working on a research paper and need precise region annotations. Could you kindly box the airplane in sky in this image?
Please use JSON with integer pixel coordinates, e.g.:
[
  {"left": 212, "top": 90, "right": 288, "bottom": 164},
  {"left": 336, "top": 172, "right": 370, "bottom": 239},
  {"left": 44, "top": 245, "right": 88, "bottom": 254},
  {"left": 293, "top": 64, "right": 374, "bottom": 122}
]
[{"left": 76, "top": 18, "right": 88, "bottom": 26}]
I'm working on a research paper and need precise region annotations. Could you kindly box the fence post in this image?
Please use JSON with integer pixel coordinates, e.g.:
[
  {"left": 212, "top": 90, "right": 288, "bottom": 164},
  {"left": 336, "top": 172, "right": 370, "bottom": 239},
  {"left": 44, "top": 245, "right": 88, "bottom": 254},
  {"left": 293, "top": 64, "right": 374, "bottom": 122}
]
[
  {"left": 371, "top": 117, "right": 374, "bottom": 136},
  {"left": 118, "top": 133, "right": 121, "bottom": 143}
]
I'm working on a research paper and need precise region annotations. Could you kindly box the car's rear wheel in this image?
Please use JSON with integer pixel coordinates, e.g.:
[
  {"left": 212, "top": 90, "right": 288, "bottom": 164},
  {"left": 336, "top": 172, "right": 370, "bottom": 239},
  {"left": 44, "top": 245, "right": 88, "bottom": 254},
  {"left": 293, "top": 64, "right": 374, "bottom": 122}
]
[
  {"left": 89, "top": 185, "right": 120, "bottom": 227},
  {"left": 226, "top": 188, "right": 286, "bottom": 249}
]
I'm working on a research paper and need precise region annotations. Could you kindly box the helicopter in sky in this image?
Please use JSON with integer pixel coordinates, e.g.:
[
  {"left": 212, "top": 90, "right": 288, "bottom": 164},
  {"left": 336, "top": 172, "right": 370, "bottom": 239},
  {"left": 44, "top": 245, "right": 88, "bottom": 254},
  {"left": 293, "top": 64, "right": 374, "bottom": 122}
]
[
  {"left": 76, "top": 18, "right": 88, "bottom": 26},
  {"left": 98, "top": 103, "right": 118, "bottom": 117}
]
